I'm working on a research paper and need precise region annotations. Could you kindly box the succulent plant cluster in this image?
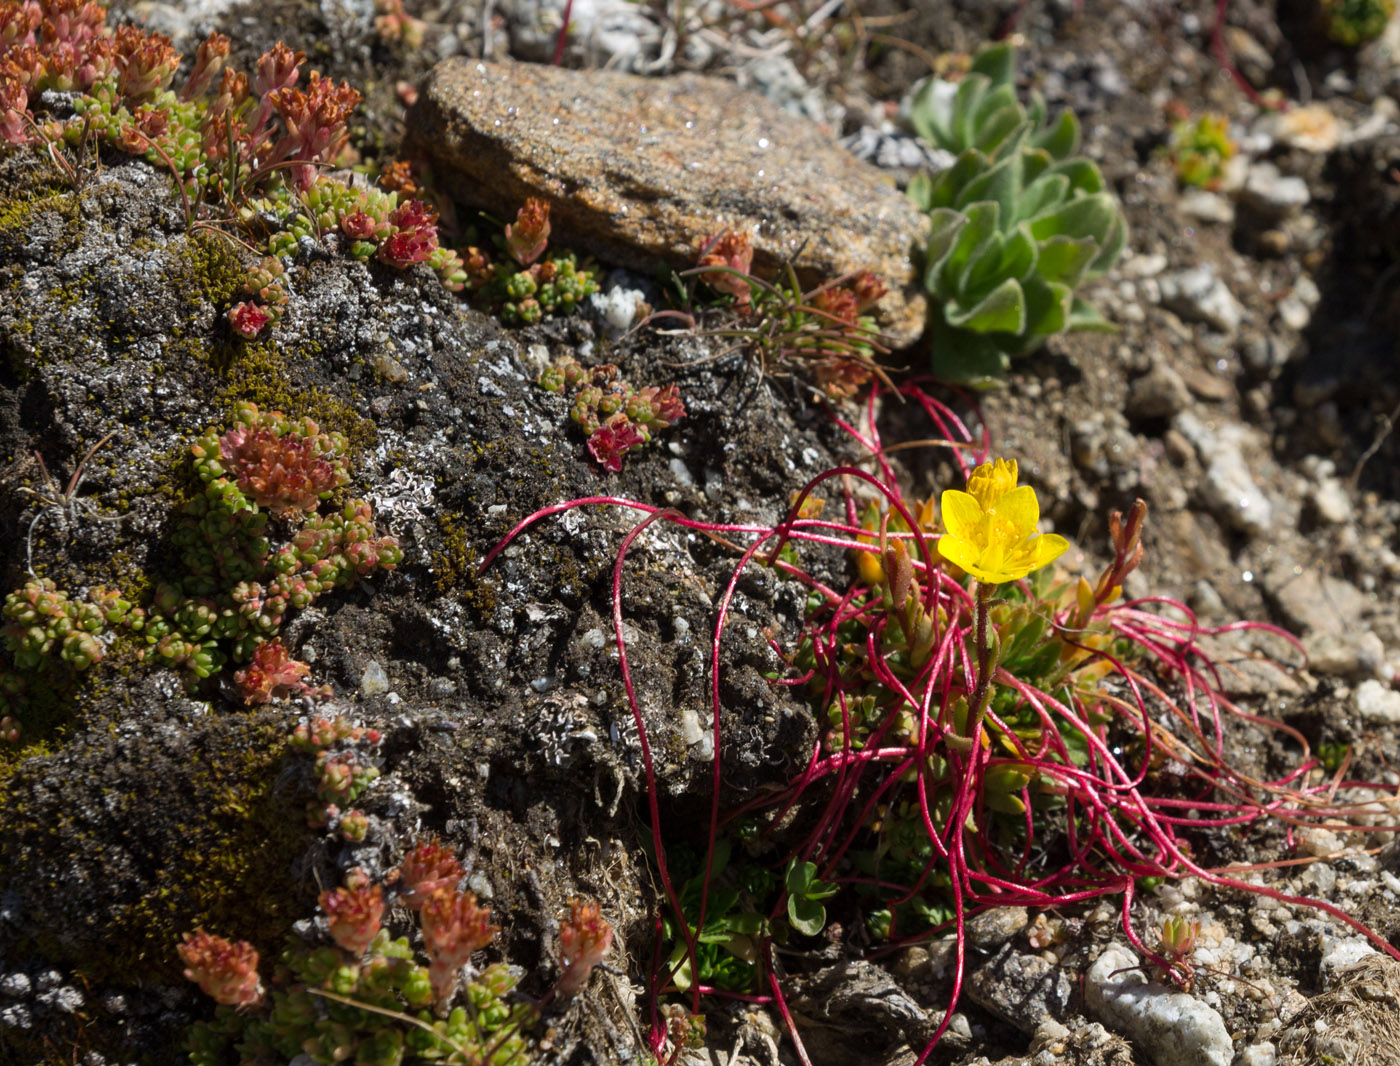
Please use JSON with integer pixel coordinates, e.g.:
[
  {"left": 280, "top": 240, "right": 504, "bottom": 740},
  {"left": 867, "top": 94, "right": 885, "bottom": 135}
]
[
  {"left": 243, "top": 177, "right": 469, "bottom": 298},
  {"left": 134, "top": 403, "right": 400, "bottom": 683},
  {"left": 289, "top": 715, "right": 383, "bottom": 835},
  {"left": 183, "top": 853, "right": 532, "bottom": 1066},
  {"left": 1323, "top": 0, "right": 1395, "bottom": 44},
  {"left": 0, "top": 1, "right": 469, "bottom": 339},
  {"left": 906, "top": 44, "right": 1127, "bottom": 386},
  {"left": 0, "top": 578, "right": 132, "bottom": 741},
  {"left": 1167, "top": 107, "right": 1235, "bottom": 189},
  {"left": 457, "top": 198, "right": 599, "bottom": 325},
  {"left": 181, "top": 841, "right": 615, "bottom": 1066},
  {"left": 537, "top": 355, "right": 686, "bottom": 472}
]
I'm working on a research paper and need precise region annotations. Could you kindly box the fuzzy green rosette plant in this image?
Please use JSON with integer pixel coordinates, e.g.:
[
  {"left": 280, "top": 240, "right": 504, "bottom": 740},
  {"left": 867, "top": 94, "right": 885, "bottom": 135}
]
[{"left": 907, "top": 45, "right": 1127, "bottom": 387}]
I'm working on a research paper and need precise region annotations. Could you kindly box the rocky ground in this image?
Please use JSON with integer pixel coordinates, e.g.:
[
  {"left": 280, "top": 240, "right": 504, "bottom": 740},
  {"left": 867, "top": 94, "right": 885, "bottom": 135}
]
[{"left": 5, "top": 0, "right": 1400, "bottom": 1064}]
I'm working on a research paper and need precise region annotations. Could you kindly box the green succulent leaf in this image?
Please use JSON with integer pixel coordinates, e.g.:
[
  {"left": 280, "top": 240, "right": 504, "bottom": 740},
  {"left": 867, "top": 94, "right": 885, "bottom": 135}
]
[
  {"left": 962, "top": 225, "right": 1037, "bottom": 296},
  {"left": 969, "top": 41, "right": 1016, "bottom": 87},
  {"left": 1067, "top": 297, "right": 1118, "bottom": 332},
  {"left": 938, "top": 201, "right": 1002, "bottom": 289},
  {"left": 1030, "top": 109, "right": 1081, "bottom": 160},
  {"left": 1018, "top": 172, "right": 1072, "bottom": 222},
  {"left": 1027, "top": 193, "right": 1110, "bottom": 241},
  {"left": 945, "top": 277, "right": 1026, "bottom": 333},
  {"left": 1087, "top": 215, "right": 1128, "bottom": 276},
  {"left": 1019, "top": 277, "right": 1072, "bottom": 341},
  {"left": 1049, "top": 157, "right": 1106, "bottom": 196},
  {"left": 911, "top": 44, "right": 1127, "bottom": 386},
  {"left": 924, "top": 207, "right": 969, "bottom": 269},
  {"left": 1034, "top": 235, "right": 1098, "bottom": 287},
  {"left": 788, "top": 894, "right": 827, "bottom": 936},
  {"left": 957, "top": 152, "right": 1025, "bottom": 226},
  {"left": 927, "top": 317, "right": 1012, "bottom": 387}
]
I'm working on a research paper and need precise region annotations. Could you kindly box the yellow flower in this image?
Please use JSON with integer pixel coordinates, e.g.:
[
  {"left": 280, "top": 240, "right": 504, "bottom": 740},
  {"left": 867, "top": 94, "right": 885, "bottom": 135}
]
[
  {"left": 937, "top": 460, "right": 1068, "bottom": 584},
  {"left": 965, "top": 458, "right": 1020, "bottom": 510}
]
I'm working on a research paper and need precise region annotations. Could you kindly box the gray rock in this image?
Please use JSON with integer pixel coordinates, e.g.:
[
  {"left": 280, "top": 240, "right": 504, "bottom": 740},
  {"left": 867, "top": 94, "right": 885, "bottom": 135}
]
[
  {"left": 406, "top": 59, "right": 929, "bottom": 345},
  {"left": 1126, "top": 364, "right": 1192, "bottom": 420},
  {"left": 1312, "top": 477, "right": 1353, "bottom": 524},
  {"left": 1318, "top": 937, "right": 1378, "bottom": 988},
  {"left": 499, "top": 0, "right": 661, "bottom": 70},
  {"left": 1264, "top": 565, "right": 1368, "bottom": 636},
  {"left": 965, "top": 944, "right": 1074, "bottom": 1034},
  {"left": 1306, "top": 630, "right": 1385, "bottom": 679},
  {"left": 1355, "top": 679, "right": 1400, "bottom": 723},
  {"left": 1241, "top": 162, "right": 1311, "bottom": 218},
  {"left": 967, "top": 907, "right": 1031, "bottom": 951},
  {"left": 1200, "top": 444, "right": 1273, "bottom": 536},
  {"left": 1158, "top": 264, "right": 1243, "bottom": 334},
  {"left": 1178, "top": 188, "right": 1235, "bottom": 224},
  {"left": 360, "top": 660, "right": 390, "bottom": 697},
  {"left": 1085, "top": 944, "right": 1233, "bottom": 1066}
]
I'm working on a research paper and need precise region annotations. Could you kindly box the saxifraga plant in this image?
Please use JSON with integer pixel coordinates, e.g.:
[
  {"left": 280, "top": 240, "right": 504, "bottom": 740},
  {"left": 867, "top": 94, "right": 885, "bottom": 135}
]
[
  {"left": 482, "top": 379, "right": 1400, "bottom": 1065},
  {"left": 180, "top": 840, "right": 616, "bottom": 1066},
  {"left": 906, "top": 44, "right": 1127, "bottom": 388}
]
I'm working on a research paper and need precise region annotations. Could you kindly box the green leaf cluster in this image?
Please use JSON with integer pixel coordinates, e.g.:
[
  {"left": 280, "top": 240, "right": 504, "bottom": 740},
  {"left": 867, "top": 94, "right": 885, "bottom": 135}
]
[{"left": 907, "top": 44, "right": 1127, "bottom": 387}]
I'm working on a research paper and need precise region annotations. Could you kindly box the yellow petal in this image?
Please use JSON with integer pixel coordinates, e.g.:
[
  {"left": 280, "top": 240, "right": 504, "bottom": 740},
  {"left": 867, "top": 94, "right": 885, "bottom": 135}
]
[
  {"left": 989, "top": 485, "right": 1040, "bottom": 533},
  {"left": 940, "top": 490, "right": 984, "bottom": 541},
  {"left": 936, "top": 533, "right": 981, "bottom": 573},
  {"left": 1027, "top": 533, "right": 1069, "bottom": 570},
  {"left": 967, "top": 458, "right": 1019, "bottom": 510}
]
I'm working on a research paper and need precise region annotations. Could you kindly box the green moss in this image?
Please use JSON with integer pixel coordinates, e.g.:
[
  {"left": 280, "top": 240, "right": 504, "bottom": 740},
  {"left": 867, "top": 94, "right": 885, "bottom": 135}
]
[
  {"left": 0, "top": 186, "right": 78, "bottom": 236},
  {"left": 215, "top": 341, "right": 376, "bottom": 456},
  {"left": 172, "top": 229, "right": 248, "bottom": 310},
  {"left": 432, "top": 511, "right": 481, "bottom": 596},
  {"left": 0, "top": 715, "right": 313, "bottom": 986}
]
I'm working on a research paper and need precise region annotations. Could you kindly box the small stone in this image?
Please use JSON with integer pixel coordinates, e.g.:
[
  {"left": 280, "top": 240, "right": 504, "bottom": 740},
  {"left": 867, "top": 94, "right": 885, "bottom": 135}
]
[
  {"left": 966, "top": 907, "right": 1030, "bottom": 950},
  {"left": 1239, "top": 1042, "right": 1276, "bottom": 1066},
  {"left": 890, "top": 946, "right": 930, "bottom": 981},
  {"left": 38, "top": 985, "right": 83, "bottom": 1013},
  {"left": 1261, "top": 103, "right": 1342, "bottom": 153},
  {"left": 1029, "top": 1018, "right": 1071, "bottom": 1054},
  {"left": 1240, "top": 332, "right": 1286, "bottom": 377},
  {"left": 1189, "top": 580, "right": 1226, "bottom": 619},
  {"left": 1178, "top": 363, "right": 1235, "bottom": 401},
  {"left": 1302, "top": 862, "right": 1337, "bottom": 895},
  {"left": 1178, "top": 188, "right": 1235, "bottom": 224},
  {"left": 407, "top": 59, "right": 929, "bottom": 344},
  {"left": 427, "top": 677, "right": 458, "bottom": 698},
  {"left": 1319, "top": 937, "right": 1377, "bottom": 988},
  {"left": 1305, "top": 630, "right": 1384, "bottom": 679},
  {"left": 1312, "top": 478, "right": 1352, "bottom": 524},
  {"left": 1127, "top": 365, "right": 1192, "bottom": 420},
  {"left": 1241, "top": 162, "right": 1310, "bottom": 218},
  {"left": 1158, "top": 264, "right": 1243, "bottom": 334},
  {"left": 1123, "top": 252, "right": 1168, "bottom": 278},
  {"left": 360, "top": 660, "right": 390, "bottom": 697},
  {"left": 589, "top": 284, "right": 648, "bottom": 339},
  {"left": 1264, "top": 566, "right": 1368, "bottom": 636},
  {"left": 1277, "top": 293, "right": 1311, "bottom": 331},
  {"left": 1086, "top": 944, "right": 1233, "bottom": 1066},
  {"left": 498, "top": 0, "right": 659, "bottom": 69},
  {"left": 965, "top": 944, "right": 1074, "bottom": 1034},
  {"left": 1199, "top": 448, "right": 1273, "bottom": 536},
  {"left": 1356, "top": 679, "right": 1400, "bottom": 723}
]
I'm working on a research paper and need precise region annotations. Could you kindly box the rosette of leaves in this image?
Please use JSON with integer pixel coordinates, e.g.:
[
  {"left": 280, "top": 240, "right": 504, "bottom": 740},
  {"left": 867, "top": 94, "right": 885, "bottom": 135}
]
[{"left": 906, "top": 45, "right": 1127, "bottom": 387}]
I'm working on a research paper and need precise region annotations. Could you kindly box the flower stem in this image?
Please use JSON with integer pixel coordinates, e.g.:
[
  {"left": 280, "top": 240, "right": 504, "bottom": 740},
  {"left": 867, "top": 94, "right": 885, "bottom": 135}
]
[{"left": 949, "top": 581, "right": 996, "bottom": 753}]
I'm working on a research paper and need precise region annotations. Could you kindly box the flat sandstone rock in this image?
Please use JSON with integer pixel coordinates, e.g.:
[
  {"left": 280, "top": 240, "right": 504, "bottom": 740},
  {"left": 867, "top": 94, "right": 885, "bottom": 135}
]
[{"left": 406, "top": 59, "right": 929, "bottom": 346}]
